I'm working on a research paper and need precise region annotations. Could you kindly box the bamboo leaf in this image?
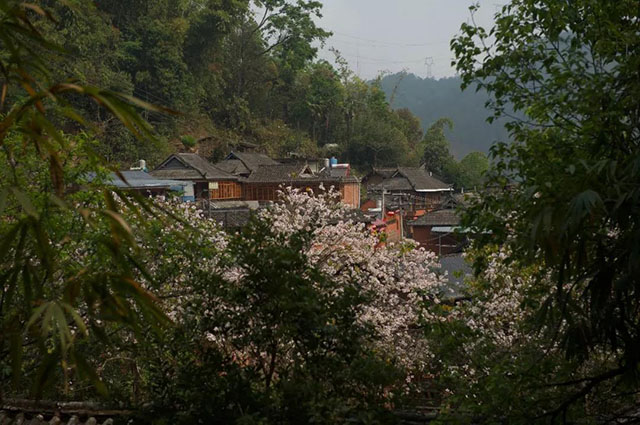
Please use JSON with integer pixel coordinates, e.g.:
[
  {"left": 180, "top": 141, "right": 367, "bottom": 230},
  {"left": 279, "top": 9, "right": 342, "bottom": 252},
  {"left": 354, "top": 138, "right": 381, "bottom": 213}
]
[
  {"left": 71, "top": 349, "right": 107, "bottom": 396},
  {"left": 9, "top": 331, "right": 23, "bottom": 387},
  {"left": 10, "top": 187, "right": 38, "bottom": 218},
  {"left": 26, "top": 302, "right": 50, "bottom": 331},
  {"left": 61, "top": 302, "right": 88, "bottom": 337}
]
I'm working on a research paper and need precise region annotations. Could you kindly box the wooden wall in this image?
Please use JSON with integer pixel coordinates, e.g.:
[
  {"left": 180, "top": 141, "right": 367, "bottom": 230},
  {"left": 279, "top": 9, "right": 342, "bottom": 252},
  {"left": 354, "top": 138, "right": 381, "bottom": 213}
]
[
  {"left": 243, "top": 184, "right": 281, "bottom": 201},
  {"left": 340, "top": 182, "right": 360, "bottom": 208},
  {"left": 243, "top": 182, "right": 361, "bottom": 207},
  {"left": 210, "top": 181, "right": 242, "bottom": 200},
  {"left": 413, "top": 192, "right": 445, "bottom": 212}
]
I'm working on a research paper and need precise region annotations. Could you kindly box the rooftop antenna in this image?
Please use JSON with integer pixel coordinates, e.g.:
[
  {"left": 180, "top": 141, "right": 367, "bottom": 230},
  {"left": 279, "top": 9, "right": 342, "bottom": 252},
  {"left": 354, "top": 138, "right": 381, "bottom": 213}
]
[{"left": 424, "top": 56, "right": 434, "bottom": 78}]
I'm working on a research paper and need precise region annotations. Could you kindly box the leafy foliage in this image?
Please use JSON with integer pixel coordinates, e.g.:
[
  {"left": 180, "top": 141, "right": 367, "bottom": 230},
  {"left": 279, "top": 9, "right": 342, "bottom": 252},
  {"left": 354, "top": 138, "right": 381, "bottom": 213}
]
[
  {"left": 0, "top": 0, "right": 170, "bottom": 397},
  {"left": 18, "top": 0, "right": 426, "bottom": 172},
  {"left": 421, "top": 118, "right": 488, "bottom": 189},
  {"left": 439, "top": 0, "right": 640, "bottom": 420},
  {"left": 422, "top": 118, "right": 455, "bottom": 176}
]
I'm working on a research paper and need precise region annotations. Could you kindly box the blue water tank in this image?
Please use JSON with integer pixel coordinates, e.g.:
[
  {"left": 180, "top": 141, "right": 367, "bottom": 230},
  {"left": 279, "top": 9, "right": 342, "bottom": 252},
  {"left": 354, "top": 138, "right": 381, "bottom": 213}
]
[{"left": 330, "top": 157, "right": 338, "bottom": 168}]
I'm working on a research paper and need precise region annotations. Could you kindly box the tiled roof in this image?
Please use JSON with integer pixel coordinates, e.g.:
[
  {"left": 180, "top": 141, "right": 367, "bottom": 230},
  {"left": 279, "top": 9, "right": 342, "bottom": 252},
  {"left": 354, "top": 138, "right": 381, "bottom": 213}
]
[
  {"left": 226, "top": 151, "right": 279, "bottom": 172},
  {"left": 395, "top": 167, "right": 451, "bottom": 192},
  {"left": 208, "top": 209, "right": 254, "bottom": 228},
  {"left": 0, "top": 400, "right": 129, "bottom": 425},
  {"left": 151, "top": 153, "right": 235, "bottom": 181},
  {"left": 0, "top": 411, "right": 114, "bottom": 425},
  {"left": 369, "top": 177, "right": 413, "bottom": 192},
  {"left": 371, "top": 168, "right": 397, "bottom": 178},
  {"left": 214, "top": 159, "right": 250, "bottom": 176},
  {"left": 101, "top": 170, "right": 188, "bottom": 189},
  {"left": 438, "top": 254, "right": 472, "bottom": 298},
  {"left": 150, "top": 168, "right": 204, "bottom": 180},
  {"left": 318, "top": 168, "right": 360, "bottom": 183},
  {"left": 246, "top": 164, "right": 360, "bottom": 184},
  {"left": 245, "top": 164, "right": 313, "bottom": 183},
  {"left": 328, "top": 167, "right": 349, "bottom": 178},
  {"left": 409, "top": 208, "right": 460, "bottom": 226}
]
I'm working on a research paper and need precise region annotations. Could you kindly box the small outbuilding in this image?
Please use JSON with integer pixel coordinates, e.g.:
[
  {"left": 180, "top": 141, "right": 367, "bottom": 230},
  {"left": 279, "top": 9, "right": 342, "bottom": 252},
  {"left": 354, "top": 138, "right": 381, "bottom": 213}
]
[{"left": 408, "top": 208, "right": 463, "bottom": 255}]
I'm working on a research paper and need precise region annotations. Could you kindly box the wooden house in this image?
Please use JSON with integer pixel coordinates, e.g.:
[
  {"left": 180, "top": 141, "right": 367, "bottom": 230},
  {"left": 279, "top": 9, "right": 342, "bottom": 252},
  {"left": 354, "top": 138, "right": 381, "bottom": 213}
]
[
  {"left": 151, "top": 152, "right": 361, "bottom": 208},
  {"left": 216, "top": 153, "right": 361, "bottom": 208},
  {"left": 214, "top": 151, "right": 279, "bottom": 177},
  {"left": 150, "top": 153, "right": 241, "bottom": 200},
  {"left": 241, "top": 163, "right": 361, "bottom": 208},
  {"left": 365, "top": 167, "right": 453, "bottom": 214},
  {"left": 362, "top": 167, "right": 397, "bottom": 188}
]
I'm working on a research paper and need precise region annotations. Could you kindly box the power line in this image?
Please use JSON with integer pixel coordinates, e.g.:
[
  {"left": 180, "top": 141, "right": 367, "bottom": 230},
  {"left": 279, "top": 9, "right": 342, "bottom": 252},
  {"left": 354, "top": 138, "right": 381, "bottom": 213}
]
[
  {"left": 333, "top": 49, "right": 449, "bottom": 66},
  {"left": 331, "top": 31, "right": 450, "bottom": 48}
]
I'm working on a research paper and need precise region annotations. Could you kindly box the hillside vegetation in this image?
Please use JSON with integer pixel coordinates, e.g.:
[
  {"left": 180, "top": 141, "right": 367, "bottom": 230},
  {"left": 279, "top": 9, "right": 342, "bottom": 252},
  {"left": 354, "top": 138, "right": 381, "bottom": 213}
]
[
  {"left": 380, "top": 73, "right": 512, "bottom": 158},
  {"left": 25, "top": 0, "right": 432, "bottom": 171}
]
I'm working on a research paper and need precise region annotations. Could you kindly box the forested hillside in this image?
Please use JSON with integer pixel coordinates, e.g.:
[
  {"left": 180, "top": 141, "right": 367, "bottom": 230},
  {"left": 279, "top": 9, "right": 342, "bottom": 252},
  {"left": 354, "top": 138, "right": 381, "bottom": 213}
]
[
  {"left": 27, "top": 1, "right": 428, "bottom": 171},
  {"left": 379, "top": 73, "right": 512, "bottom": 158}
]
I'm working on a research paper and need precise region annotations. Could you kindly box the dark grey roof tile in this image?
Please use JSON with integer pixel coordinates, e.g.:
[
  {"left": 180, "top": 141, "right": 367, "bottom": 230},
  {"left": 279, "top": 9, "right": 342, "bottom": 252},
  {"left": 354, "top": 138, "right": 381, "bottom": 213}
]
[
  {"left": 396, "top": 167, "right": 451, "bottom": 191},
  {"left": 226, "top": 151, "right": 279, "bottom": 171},
  {"left": 409, "top": 209, "right": 460, "bottom": 226},
  {"left": 152, "top": 153, "right": 236, "bottom": 181}
]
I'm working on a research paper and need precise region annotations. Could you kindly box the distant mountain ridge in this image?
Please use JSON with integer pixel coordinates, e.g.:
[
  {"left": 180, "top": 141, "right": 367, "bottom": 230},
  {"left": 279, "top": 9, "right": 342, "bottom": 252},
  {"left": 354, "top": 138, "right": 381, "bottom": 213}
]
[{"left": 379, "top": 73, "right": 512, "bottom": 158}]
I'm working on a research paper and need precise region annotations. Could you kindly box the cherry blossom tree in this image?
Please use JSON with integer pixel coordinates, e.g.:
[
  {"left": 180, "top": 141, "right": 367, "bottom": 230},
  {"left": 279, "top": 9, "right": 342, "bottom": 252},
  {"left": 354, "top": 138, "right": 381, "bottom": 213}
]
[{"left": 259, "top": 186, "right": 447, "bottom": 371}]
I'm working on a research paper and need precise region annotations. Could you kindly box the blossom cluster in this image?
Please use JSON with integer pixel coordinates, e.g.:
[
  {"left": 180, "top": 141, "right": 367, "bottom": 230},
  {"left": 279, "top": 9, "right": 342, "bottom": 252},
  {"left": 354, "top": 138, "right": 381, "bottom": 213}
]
[
  {"left": 54, "top": 189, "right": 448, "bottom": 382},
  {"left": 260, "top": 186, "right": 447, "bottom": 370}
]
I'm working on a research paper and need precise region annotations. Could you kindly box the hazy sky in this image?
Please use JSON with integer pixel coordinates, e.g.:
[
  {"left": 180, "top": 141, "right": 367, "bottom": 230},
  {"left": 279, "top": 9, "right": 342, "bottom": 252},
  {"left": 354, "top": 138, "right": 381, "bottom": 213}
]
[{"left": 314, "top": 0, "right": 500, "bottom": 80}]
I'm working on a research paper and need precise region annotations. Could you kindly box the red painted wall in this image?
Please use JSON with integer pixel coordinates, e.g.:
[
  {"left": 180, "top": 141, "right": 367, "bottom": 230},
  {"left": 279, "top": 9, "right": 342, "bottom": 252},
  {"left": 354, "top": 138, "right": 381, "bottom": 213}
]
[{"left": 410, "top": 225, "right": 461, "bottom": 255}]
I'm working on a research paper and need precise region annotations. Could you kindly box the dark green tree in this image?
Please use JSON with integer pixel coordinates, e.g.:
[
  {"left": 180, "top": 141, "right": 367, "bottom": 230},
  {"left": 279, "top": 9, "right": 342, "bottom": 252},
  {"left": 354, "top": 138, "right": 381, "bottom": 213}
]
[
  {"left": 452, "top": 0, "right": 640, "bottom": 419},
  {"left": 458, "top": 151, "right": 488, "bottom": 189},
  {"left": 421, "top": 118, "right": 455, "bottom": 175},
  {"left": 396, "top": 107, "right": 423, "bottom": 147}
]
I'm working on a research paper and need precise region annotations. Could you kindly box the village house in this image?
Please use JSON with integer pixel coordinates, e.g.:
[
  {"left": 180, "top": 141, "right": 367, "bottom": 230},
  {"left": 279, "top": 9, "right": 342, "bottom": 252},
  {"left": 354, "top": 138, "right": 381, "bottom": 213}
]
[
  {"left": 150, "top": 153, "right": 241, "bottom": 201},
  {"left": 239, "top": 163, "right": 360, "bottom": 207},
  {"left": 150, "top": 151, "right": 362, "bottom": 209},
  {"left": 364, "top": 166, "right": 453, "bottom": 216}
]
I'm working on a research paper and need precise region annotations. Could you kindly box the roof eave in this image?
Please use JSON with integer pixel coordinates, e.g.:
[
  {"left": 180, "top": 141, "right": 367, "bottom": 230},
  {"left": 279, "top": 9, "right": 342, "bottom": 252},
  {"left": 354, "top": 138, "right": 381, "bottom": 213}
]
[{"left": 415, "top": 188, "right": 454, "bottom": 192}]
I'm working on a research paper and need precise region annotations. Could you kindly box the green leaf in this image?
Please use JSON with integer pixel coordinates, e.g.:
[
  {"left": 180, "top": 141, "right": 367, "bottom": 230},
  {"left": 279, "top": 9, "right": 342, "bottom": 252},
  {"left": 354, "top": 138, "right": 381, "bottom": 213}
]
[
  {"left": 71, "top": 349, "right": 108, "bottom": 396},
  {"left": 61, "top": 302, "right": 88, "bottom": 337},
  {"left": 10, "top": 188, "right": 38, "bottom": 218}
]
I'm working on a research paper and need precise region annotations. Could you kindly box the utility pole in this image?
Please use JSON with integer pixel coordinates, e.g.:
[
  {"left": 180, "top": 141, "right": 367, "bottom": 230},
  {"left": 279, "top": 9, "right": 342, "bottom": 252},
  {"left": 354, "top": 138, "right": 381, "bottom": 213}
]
[{"left": 399, "top": 206, "right": 404, "bottom": 240}]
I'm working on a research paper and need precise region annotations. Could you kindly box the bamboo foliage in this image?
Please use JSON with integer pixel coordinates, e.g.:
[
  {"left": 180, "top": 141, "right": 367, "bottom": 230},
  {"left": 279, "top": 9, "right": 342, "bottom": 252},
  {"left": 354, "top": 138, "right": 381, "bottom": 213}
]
[{"left": 0, "top": 1, "right": 171, "bottom": 396}]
